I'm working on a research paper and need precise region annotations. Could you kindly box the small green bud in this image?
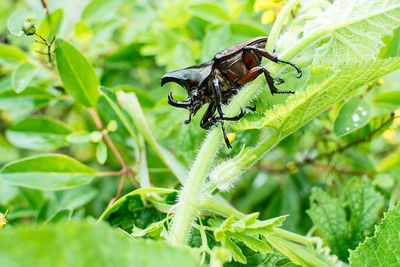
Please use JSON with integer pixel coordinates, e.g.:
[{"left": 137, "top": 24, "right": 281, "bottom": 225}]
[
  {"left": 90, "top": 131, "right": 103, "bottom": 143},
  {"left": 209, "top": 146, "right": 256, "bottom": 191},
  {"left": 106, "top": 120, "right": 118, "bottom": 132},
  {"left": 22, "top": 20, "right": 36, "bottom": 36}
]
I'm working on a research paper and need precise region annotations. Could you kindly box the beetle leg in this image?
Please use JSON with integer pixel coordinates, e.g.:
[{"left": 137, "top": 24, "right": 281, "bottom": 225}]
[
  {"left": 212, "top": 74, "right": 232, "bottom": 148},
  {"left": 200, "top": 102, "right": 217, "bottom": 130},
  {"left": 237, "top": 66, "right": 294, "bottom": 95},
  {"left": 215, "top": 108, "right": 246, "bottom": 121},
  {"left": 243, "top": 46, "right": 302, "bottom": 78},
  {"left": 246, "top": 104, "right": 256, "bottom": 112}
]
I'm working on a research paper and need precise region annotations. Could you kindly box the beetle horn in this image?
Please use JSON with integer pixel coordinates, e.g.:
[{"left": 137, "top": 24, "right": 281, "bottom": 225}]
[{"left": 168, "top": 92, "right": 190, "bottom": 108}]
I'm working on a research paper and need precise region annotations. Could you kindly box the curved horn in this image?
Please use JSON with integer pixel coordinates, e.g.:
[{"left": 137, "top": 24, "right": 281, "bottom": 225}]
[{"left": 168, "top": 92, "right": 190, "bottom": 109}]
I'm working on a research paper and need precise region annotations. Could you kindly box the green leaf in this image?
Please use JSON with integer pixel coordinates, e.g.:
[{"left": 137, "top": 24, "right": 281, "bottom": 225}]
[
  {"left": 36, "top": 9, "right": 63, "bottom": 41},
  {"left": 81, "top": 0, "right": 127, "bottom": 25},
  {"left": 306, "top": 187, "right": 348, "bottom": 260},
  {"left": 0, "top": 221, "right": 201, "bottom": 267},
  {"left": 6, "top": 116, "right": 72, "bottom": 151},
  {"left": 0, "top": 154, "right": 95, "bottom": 191},
  {"left": 99, "top": 187, "right": 177, "bottom": 221},
  {"left": 55, "top": 38, "right": 100, "bottom": 108},
  {"left": 376, "top": 152, "right": 400, "bottom": 172},
  {"left": 305, "top": 0, "right": 400, "bottom": 66},
  {"left": 7, "top": 9, "right": 35, "bottom": 37},
  {"left": 233, "top": 59, "right": 400, "bottom": 137},
  {"left": 0, "top": 87, "right": 51, "bottom": 113},
  {"left": 373, "top": 90, "right": 400, "bottom": 107},
  {"left": 224, "top": 238, "right": 247, "bottom": 264},
  {"left": 96, "top": 141, "right": 107, "bottom": 165},
  {"left": 265, "top": 235, "right": 329, "bottom": 267},
  {"left": 117, "top": 92, "right": 188, "bottom": 183},
  {"left": 0, "top": 43, "right": 27, "bottom": 63},
  {"left": 334, "top": 97, "right": 370, "bottom": 136},
  {"left": 345, "top": 178, "right": 384, "bottom": 245},
  {"left": 58, "top": 186, "right": 98, "bottom": 210},
  {"left": 188, "top": 3, "right": 229, "bottom": 24},
  {"left": 349, "top": 204, "right": 400, "bottom": 266},
  {"left": 12, "top": 63, "right": 37, "bottom": 93}
]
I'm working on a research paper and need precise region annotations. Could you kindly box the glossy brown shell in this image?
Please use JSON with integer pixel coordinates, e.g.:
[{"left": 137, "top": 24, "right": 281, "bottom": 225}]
[{"left": 214, "top": 36, "right": 267, "bottom": 60}]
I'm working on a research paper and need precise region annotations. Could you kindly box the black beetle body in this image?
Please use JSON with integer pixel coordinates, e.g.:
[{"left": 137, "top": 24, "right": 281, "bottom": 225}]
[{"left": 161, "top": 37, "right": 301, "bottom": 148}]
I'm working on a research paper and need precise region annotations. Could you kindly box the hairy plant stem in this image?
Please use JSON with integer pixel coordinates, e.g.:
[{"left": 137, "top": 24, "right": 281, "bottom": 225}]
[{"left": 168, "top": 1, "right": 298, "bottom": 246}]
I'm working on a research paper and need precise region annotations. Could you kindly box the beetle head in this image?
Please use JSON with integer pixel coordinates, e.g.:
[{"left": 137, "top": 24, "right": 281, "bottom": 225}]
[{"left": 161, "top": 61, "right": 213, "bottom": 124}]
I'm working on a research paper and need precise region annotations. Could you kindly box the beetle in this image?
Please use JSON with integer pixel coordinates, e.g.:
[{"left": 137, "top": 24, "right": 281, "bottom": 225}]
[{"left": 161, "top": 36, "right": 301, "bottom": 148}]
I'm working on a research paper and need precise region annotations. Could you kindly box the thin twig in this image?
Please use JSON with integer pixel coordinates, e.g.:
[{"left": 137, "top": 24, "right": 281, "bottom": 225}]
[
  {"left": 41, "top": 0, "right": 49, "bottom": 15},
  {"left": 88, "top": 108, "right": 138, "bottom": 200}
]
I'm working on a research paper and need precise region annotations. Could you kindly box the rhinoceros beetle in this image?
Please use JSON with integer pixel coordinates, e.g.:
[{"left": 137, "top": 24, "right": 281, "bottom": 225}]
[{"left": 161, "top": 36, "right": 301, "bottom": 148}]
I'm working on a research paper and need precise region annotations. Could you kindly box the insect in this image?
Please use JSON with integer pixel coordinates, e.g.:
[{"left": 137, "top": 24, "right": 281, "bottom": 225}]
[{"left": 161, "top": 37, "right": 301, "bottom": 148}]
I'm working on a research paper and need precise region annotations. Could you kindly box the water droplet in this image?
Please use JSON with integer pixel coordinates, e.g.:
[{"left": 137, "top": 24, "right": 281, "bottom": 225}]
[
  {"left": 357, "top": 106, "right": 363, "bottom": 111},
  {"left": 346, "top": 127, "right": 350, "bottom": 131},
  {"left": 354, "top": 123, "right": 358, "bottom": 127},
  {"left": 361, "top": 111, "right": 367, "bottom": 116},
  {"left": 352, "top": 114, "right": 360, "bottom": 122}
]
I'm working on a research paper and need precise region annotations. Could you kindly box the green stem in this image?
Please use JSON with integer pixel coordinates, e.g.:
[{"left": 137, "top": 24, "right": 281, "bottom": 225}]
[
  {"left": 198, "top": 197, "right": 245, "bottom": 219},
  {"left": 168, "top": 1, "right": 305, "bottom": 246},
  {"left": 265, "top": 0, "right": 300, "bottom": 53},
  {"left": 168, "top": 79, "right": 263, "bottom": 246}
]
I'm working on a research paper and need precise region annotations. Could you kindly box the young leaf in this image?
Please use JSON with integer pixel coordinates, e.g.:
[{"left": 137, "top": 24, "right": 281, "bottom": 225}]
[
  {"left": 96, "top": 141, "right": 107, "bottom": 165},
  {"left": 349, "top": 204, "right": 400, "bottom": 266},
  {"left": 334, "top": 97, "right": 370, "bottom": 136},
  {"left": 305, "top": 0, "right": 400, "bottom": 66},
  {"left": 376, "top": 152, "right": 400, "bottom": 172},
  {"left": 0, "top": 43, "right": 27, "bottom": 63},
  {"left": 0, "top": 221, "right": 201, "bottom": 267},
  {"left": 0, "top": 154, "right": 95, "bottom": 191},
  {"left": 6, "top": 116, "right": 72, "bottom": 150},
  {"left": 306, "top": 187, "right": 349, "bottom": 260},
  {"left": 12, "top": 63, "right": 37, "bottom": 93},
  {"left": 55, "top": 39, "right": 100, "bottom": 108}
]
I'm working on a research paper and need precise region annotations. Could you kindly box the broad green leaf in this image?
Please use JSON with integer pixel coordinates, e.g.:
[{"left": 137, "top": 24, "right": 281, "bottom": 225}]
[
  {"left": 81, "top": 0, "right": 127, "bottom": 25},
  {"left": 45, "top": 209, "right": 72, "bottom": 224},
  {"left": 0, "top": 88, "right": 51, "bottom": 114},
  {"left": 0, "top": 43, "right": 27, "bottom": 63},
  {"left": 117, "top": 92, "right": 188, "bottom": 183},
  {"left": 0, "top": 221, "right": 201, "bottom": 267},
  {"left": 233, "top": 59, "right": 400, "bottom": 136},
  {"left": 6, "top": 116, "right": 72, "bottom": 151},
  {"left": 376, "top": 152, "right": 400, "bottom": 172},
  {"left": 12, "top": 63, "right": 37, "bottom": 93},
  {"left": 334, "top": 97, "right": 370, "bottom": 136},
  {"left": 96, "top": 141, "right": 107, "bottom": 164},
  {"left": 188, "top": 3, "right": 229, "bottom": 24},
  {"left": 306, "top": 187, "right": 348, "bottom": 260},
  {"left": 99, "top": 187, "right": 177, "bottom": 221},
  {"left": 0, "top": 136, "right": 19, "bottom": 164},
  {"left": 349, "top": 204, "right": 400, "bottom": 266},
  {"left": 36, "top": 9, "right": 63, "bottom": 41},
  {"left": 55, "top": 39, "right": 99, "bottom": 108},
  {"left": 345, "top": 178, "right": 384, "bottom": 245},
  {"left": 373, "top": 90, "right": 400, "bottom": 107},
  {"left": 58, "top": 186, "right": 98, "bottom": 210},
  {"left": 304, "top": 0, "right": 400, "bottom": 66},
  {"left": 0, "top": 154, "right": 95, "bottom": 191}
]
